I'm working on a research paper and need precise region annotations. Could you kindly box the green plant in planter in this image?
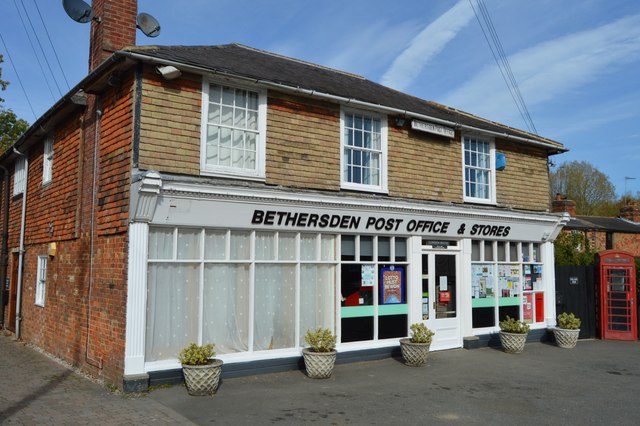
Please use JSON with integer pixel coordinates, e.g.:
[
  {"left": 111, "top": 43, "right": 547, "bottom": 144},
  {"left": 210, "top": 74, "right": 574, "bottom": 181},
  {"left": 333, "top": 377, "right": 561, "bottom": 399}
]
[
  {"left": 557, "top": 312, "right": 581, "bottom": 330},
  {"left": 499, "top": 316, "right": 530, "bottom": 334},
  {"left": 304, "top": 328, "right": 336, "bottom": 352},
  {"left": 179, "top": 343, "right": 216, "bottom": 365},
  {"left": 409, "top": 323, "right": 435, "bottom": 343}
]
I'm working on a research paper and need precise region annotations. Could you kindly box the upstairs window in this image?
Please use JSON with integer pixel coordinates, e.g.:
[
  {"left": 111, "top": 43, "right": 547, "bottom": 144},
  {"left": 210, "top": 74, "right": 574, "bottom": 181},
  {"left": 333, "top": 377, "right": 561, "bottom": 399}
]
[
  {"left": 341, "top": 108, "right": 387, "bottom": 193},
  {"left": 13, "top": 156, "right": 26, "bottom": 196},
  {"left": 43, "top": 136, "right": 53, "bottom": 185},
  {"left": 463, "top": 136, "right": 495, "bottom": 203},
  {"left": 200, "top": 81, "right": 266, "bottom": 179}
]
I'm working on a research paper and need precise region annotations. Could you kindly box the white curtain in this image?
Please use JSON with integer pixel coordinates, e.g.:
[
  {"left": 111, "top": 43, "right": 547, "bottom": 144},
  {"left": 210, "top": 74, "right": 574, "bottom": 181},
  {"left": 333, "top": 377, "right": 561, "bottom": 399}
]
[
  {"left": 299, "top": 265, "right": 335, "bottom": 346},
  {"left": 203, "top": 264, "right": 250, "bottom": 353},
  {"left": 145, "top": 263, "right": 199, "bottom": 362},
  {"left": 254, "top": 264, "right": 296, "bottom": 350}
]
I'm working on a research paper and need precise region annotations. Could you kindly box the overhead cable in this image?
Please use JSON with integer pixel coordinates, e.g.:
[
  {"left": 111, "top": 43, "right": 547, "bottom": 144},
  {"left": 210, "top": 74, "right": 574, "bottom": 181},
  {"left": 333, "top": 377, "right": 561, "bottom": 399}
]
[
  {"left": 0, "top": 32, "right": 37, "bottom": 120},
  {"left": 32, "top": 0, "right": 71, "bottom": 90}
]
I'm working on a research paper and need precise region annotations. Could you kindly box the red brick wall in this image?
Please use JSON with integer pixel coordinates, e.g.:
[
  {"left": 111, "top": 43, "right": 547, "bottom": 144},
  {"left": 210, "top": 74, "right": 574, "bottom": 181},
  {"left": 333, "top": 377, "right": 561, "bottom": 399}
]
[{"left": 1, "top": 77, "right": 134, "bottom": 389}]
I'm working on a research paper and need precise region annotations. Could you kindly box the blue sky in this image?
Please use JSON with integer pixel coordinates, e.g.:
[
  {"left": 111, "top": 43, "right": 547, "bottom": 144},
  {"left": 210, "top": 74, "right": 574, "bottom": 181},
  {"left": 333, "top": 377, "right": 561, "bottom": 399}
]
[{"left": 1, "top": 0, "right": 639, "bottom": 196}]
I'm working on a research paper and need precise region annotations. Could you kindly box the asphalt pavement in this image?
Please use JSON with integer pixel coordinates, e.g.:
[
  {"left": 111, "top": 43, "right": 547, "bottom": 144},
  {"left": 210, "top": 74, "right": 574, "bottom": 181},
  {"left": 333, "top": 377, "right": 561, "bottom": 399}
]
[{"left": 2, "top": 332, "right": 640, "bottom": 425}]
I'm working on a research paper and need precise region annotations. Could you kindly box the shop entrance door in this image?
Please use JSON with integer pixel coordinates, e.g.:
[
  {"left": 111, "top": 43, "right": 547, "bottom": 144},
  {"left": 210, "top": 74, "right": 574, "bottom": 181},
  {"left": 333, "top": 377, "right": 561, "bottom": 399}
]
[{"left": 421, "top": 252, "right": 461, "bottom": 350}]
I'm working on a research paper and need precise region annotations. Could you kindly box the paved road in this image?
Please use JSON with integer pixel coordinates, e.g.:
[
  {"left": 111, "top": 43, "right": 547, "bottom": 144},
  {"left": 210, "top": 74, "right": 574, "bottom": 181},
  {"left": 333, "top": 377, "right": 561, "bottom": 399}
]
[
  {"left": 0, "top": 334, "right": 193, "bottom": 425},
  {"left": 2, "top": 333, "right": 640, "bottom": 425}
]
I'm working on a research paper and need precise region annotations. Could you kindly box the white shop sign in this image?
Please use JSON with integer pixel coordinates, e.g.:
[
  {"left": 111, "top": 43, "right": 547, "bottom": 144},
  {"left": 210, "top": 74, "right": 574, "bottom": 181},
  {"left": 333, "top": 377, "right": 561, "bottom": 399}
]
[
  {"left": 411, "top": 119, "right": 455, "bottom": 138},
  {"left": 151, "top": 195, "right": 560, "bottom": 242}
]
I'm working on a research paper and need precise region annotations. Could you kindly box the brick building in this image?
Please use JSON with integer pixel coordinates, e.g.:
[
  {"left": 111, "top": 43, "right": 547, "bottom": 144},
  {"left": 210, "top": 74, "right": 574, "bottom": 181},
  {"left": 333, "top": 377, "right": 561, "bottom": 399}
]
[
  {"left": 0, "top": 0, "right": 569, "bottom": 390},
  {"left": 552, "top": 195, "right": 640, "bottom": 255}
]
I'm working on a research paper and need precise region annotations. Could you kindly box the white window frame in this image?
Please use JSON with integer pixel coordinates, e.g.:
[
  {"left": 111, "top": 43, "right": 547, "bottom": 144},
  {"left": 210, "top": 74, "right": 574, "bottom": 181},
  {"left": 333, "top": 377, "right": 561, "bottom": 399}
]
[
  {"left": 35, "top": 255, "right": 47, "bottom": 307},
  {"left": 13, "top": 156, "right": 26, "bottom": 196},
  {"left": 199, "top": 78, "right": 267, "bottom": 180},
  {"left": 340, "top": 107, "right": 388, "bottom": 194},
  {"left": 462, "top": 135, "right": 496, "bottom": 204},
  {"left": 43, "top": 135, "right": 54, "bottom": 185}
]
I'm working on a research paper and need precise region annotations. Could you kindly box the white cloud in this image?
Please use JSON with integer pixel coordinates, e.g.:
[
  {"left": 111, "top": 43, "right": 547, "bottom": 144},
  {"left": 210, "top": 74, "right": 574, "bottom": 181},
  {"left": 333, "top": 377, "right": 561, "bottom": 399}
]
[
  {"left": 380, "top": 1, "right": 475, "bottom": 91},
  {"left": 440, "top": 14, "right": 640, "bottom": 123}
]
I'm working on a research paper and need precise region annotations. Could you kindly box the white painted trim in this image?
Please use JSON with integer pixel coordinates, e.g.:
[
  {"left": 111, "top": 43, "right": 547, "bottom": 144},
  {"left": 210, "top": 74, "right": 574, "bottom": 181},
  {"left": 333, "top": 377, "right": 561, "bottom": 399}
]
[
  {"left": 542, "top": 241, "right": 557, "bottom": 327},
  {"left": 124, "top": 223, "right": 149, "bottom": 376},
  {"left": 159, "top": 180, "right": 563, "bottom": 226}
]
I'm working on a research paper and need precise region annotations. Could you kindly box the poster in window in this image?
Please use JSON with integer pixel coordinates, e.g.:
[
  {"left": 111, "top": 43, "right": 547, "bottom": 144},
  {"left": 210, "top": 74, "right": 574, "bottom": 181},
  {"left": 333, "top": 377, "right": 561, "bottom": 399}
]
[
  {"left": 380, "top": 266, "right": 404, "bottom": 304},
  {"left": 361, "top": 265, "right": 375, "bottom": 287}
]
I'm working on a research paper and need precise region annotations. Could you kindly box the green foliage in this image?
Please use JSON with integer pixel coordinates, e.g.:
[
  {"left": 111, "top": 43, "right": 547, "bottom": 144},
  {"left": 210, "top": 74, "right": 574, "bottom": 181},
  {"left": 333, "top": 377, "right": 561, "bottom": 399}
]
[
  {"left": 499, "top": 316, "right": 530, "bottom": 334},
  {"left": 409, "top": 323, "right": 435, "bottom": 343},
  {"left": 304, "top": 328, "right": 336, "bottom": 352},
  {"left": 0, "top": 55, "right": 8, "bottom": 101},
  {"left": 557, "top": 312, "right": 581, "bottom": 330},
  {"left": 0, "top": 107, "right": 29, "bottom": 152},
  {"left": 178, "top": 343, "right": 215, "bottom": 365},
  {"left": 550, "top": 161, "right": 616, "bottom": 215},
  {"left": 554, "top": 232, "right": 595, "bottom": 266}
]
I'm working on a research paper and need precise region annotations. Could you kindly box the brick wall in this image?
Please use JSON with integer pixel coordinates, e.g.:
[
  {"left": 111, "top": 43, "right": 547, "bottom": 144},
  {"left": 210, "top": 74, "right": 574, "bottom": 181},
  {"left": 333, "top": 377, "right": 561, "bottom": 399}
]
[
  {"left": 1, "top": 78, "right": 134, "bottom": 389},
  {"left": 388, "top": 126, "right": 462, "bottom": 202},
  {"left": 495, "top": 140, "right": 550, "bottom": 211},
  {"left": 138, "top": 68, "right": 201, "bottom": 174},
  {"left": 266, "top": 93, "right": 340, "bottom": 190}
]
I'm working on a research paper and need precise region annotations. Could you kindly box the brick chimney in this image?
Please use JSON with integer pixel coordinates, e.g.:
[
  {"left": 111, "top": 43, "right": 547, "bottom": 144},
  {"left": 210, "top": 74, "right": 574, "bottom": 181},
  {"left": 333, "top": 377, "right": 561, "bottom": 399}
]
[
  {"left": 620, "top": 202, "right": 640, "bottom": 222},
  {"left": 89, "top": 0, "right": 138, "bottom": 72},
  {"left": 551, "top": 193, "right": 576, "bottom": 217}
]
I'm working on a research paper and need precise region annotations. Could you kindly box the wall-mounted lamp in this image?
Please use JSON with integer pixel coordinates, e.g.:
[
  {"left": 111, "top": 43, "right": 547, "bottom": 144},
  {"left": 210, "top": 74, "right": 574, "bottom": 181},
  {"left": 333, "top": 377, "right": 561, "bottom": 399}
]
[
  {"left": 394, "top": 117, "right": 406, "bottom": 127},
  {"left": 156, "top": 65, "right": 182, "bottom": 80}
]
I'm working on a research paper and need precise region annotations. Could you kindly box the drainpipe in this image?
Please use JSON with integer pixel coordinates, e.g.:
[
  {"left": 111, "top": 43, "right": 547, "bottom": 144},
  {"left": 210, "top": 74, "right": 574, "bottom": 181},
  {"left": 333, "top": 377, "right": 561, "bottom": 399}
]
[
  {"left": 85, "top": 105, "right": 103, "bottom": 370},
  {"left": 13, "top": 148, "right": 28, "bottom": 339},
  {"left": 0, "top": 165, "right": 8, "bottom": 327}
]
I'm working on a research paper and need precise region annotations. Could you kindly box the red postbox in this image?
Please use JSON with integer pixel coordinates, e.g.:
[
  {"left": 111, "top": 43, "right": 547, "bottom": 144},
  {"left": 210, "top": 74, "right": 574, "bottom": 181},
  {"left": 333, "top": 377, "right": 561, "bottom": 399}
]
[{"left": 597, "top": 250, "right": 637, "bottom": 341}]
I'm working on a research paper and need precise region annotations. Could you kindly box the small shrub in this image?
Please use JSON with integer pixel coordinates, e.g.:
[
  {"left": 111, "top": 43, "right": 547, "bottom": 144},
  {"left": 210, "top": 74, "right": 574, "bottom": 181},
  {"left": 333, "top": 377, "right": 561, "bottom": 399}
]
[
  {"left": 304, "top": 328, "right": 336, "bottom": 352},
  {"left": 178, "top": 343, "right": 215, "bottom": 365},
  {"left": 499, "top": 316, "right": 530, "bottom": 334},
  {"left": 557, "top": 312, "right": 581, "bottom": 330},
  {"left": 409, "top": 323, "right": 435, "bottom": 343}
]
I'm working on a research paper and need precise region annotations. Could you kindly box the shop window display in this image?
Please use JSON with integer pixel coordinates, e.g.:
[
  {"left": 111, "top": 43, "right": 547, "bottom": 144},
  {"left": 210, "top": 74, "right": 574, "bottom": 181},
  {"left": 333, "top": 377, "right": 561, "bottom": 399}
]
[{"left": 471, "top": 240, "right": 543, "bottom": 329}]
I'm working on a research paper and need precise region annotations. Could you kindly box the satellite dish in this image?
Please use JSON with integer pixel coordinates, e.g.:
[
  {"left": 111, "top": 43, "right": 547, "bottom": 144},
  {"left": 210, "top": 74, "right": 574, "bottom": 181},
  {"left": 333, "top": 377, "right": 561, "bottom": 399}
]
[
  {"left": 62, "top": 0, "right": 94, "bottom": 24},
  {"left": 137, "top": 13, "right": 161, "bottom": 37}
]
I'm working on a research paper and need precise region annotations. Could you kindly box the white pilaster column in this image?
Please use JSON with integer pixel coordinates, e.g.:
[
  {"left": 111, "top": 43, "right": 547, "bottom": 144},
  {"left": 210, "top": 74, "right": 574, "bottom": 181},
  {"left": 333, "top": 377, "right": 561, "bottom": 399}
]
[
  {"left": 124, "top": 222, "right": 149, "bottom": 376},
  {"left": 543, "top": 241, "right": 557, "bottom": 327}
]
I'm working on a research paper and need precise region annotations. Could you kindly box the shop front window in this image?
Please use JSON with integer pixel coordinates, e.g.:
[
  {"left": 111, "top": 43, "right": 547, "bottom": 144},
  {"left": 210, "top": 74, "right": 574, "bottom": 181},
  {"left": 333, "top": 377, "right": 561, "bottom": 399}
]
[
  {"left": 471, "top": 240, "right": 544, "bottom": 330},
  {"left": 340, "top": 235, "right": 409, "bottom": 343},
  {"left": 145, "top": 228, "right": 337, "bottom": 363}
]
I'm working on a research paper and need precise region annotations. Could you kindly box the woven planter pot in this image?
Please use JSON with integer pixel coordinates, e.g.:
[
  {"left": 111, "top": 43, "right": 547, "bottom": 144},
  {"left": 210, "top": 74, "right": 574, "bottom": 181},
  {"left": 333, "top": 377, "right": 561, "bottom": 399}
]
[
  {"left": 399, "top": 338, "right": 431, "bottom": 367},
  {"left": 553, "top": 328, "right": 580, "bottom": 349},
  {"left": 499, "top": 331, "right": 528, "bottom": 354},
  {"left": 182, "top": 359, "right": 223, "bottom": 396},
  {"left": 302, "top": 348, "right": 337, "bottom": 379}
]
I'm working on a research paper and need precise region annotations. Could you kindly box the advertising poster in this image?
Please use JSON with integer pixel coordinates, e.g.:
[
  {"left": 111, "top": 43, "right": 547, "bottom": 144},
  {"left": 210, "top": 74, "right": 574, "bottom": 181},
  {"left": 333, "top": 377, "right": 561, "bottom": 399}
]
[
  {"left": 380, "top": 266, "right": 404, "bottom": 304},
  {"left": 361, "top": 265, "right": 375, "bottom": 287}
]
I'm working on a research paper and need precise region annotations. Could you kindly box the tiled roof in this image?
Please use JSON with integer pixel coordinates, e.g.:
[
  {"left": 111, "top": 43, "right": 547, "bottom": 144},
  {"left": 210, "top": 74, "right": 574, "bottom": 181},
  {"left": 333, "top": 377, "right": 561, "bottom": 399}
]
[
  {"left": 567, "top": 216, "right": 640, "bottom": 233},
  {"left": 123, "top": 43, "right": 565, "bottom": 150}
]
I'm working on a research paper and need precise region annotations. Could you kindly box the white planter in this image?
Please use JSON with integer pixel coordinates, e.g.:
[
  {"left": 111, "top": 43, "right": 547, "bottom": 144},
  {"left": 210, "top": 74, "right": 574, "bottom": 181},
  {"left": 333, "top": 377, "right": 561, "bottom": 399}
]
[
  {"left": 399, "top": 338, "right": 431, "bottom": 367},
  {"left": 302, "top": 348, "right": 337, "bottom": 379},
  {"left": 499, "top": 331, "right": 528, "bottom": 354},
  {"left": 182, "top": 359, "right": 223, "bottom": 396},
  {"left": 553, "top": 328, "right": 580, "bottom": 349}
]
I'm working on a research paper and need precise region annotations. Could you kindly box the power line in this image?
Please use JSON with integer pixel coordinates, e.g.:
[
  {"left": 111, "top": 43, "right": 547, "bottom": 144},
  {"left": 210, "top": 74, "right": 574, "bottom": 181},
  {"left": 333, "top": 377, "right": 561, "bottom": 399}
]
[
  {"left": 11, "top": 0, "right": 57, "bottom": 101},
  {"left": 32, "top": 0, "right": 71, "bottom": 91},
  {"left": 18, "top": 0, "right": 64, "bottom": 97},
  {"left": 0, "top": 32, "right": 37, "bottom": 120},
  {"left": 468, "top": 0, "right": 537, "bottom": 134},
  {"left": 476, "top": 0, "right": 537, "bottom": 134}
]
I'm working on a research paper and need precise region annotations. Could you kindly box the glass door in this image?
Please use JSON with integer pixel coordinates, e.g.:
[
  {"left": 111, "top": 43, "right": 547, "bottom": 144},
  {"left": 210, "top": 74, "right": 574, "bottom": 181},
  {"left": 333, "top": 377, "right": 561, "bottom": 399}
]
[{"left": 421, "top": 252, "right": 461, "bottom": 350}]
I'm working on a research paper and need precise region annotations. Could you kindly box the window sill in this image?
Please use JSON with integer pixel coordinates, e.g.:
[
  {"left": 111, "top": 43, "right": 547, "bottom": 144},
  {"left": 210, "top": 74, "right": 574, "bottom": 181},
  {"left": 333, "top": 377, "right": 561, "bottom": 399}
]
[
  {"left": 463, "top": 197, "right": 496, "bottom": 206},
  {"left": 200, "top": 169, "right": 266, "bottom": 182},
  {"left": 341, "top": 183, "right": 388, "bottom": 195}
]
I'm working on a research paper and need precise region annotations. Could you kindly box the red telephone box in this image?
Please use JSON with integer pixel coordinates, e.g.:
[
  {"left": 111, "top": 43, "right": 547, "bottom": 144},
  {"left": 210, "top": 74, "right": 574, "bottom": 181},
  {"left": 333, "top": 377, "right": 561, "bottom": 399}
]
[{"left": 598, "top": 250, "right": 637, "bottom": 341}]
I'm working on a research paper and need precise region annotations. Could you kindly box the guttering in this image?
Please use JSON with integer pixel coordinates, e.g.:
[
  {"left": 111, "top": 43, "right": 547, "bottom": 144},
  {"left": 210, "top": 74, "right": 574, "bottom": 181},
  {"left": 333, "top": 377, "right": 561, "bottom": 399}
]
[
  {"left": 116, "top": 51, "right": 567, "bottom": 154},
  {"left": 12, "top": 148, "right": 28, "bottom": 339}
]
